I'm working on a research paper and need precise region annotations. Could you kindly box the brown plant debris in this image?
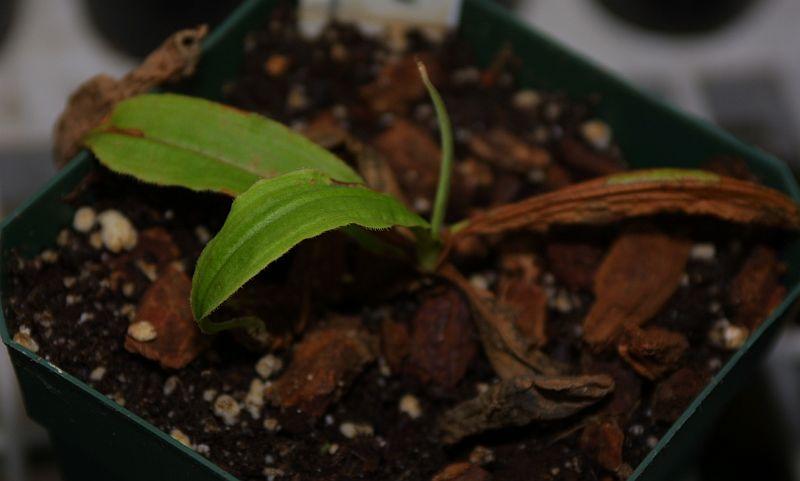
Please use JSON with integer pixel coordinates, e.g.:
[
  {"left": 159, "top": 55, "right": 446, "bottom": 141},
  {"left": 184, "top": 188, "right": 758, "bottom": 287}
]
[
  {"left": 729, "top": 245, "right": 786, "bottom": 330},
  {"left": 54, "top": 25, "right": 208, "bottom": 167},
  {"left": 559, "top": 137, "right": 624, "bottom": 177},
  {"left": 617, "top": 327, "right": 688, "bottom": 380},
  {"left": 124, "top": 265, "right": 207, "bottom": 369},
  {"left": 302, "top": 111, "right": 349, "bottom": 149},
  {"left": 583, "top": 229, "right": 691, "bottom": 350},
  {"left": 439, "top": 373, "right": 614, "bottom": 443},
  {"left": 407, "top": 289, "right": 478, "bottom": 388},
  {"left": 265, "top": 318, "right": 377, "bottom": 417},
  {"left": 497, "top": 276, "right": 548, "bottom": 348},
  {"left": 545, "top": 241, "right": 604, "bottom": 291},
  {"left": 361, "top": 53, "right": 442, "bottom": 115},
  {"left": 350, "top": 140, "right": 410, "bottom": 206},
  {"left": 469, "top": 129, "right": 551, "bottom": 173},
  {"left": 439, "top": 264, "right": 563, "bottom": 380},
  {"left": 458, "top": 169, "right": 800, "bottom": 236},
  {"left": 431, "top": 462, "right": 491, "bottom": 481},
  {"left": 651, "top": 367, "right": 709, "bottom": 423},
  {"left": 579, "top": 419, "right": 632, "bottom": 477},
  {"left": 109, "top": 227, "right": 181, "bottom": 290},
  {"left": 380, "top": 317, "right": 411, "bottom": 374},
  {"left": 373, "top": 119, "right": 441, "bottom": 211}
]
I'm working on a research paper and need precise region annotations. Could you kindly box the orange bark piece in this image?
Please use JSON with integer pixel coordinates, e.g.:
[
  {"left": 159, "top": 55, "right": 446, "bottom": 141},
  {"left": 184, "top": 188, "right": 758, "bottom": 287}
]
[
  {"left": 124, "top": 266, "right": 206, "bottom": 369},
  {"left": 459, "top": 169, "right": 800, "bottom": 236},
  {"left": 110, "top": 227, "right": 181, "bottom": 290},
  {"left": 361, "top": 53, "right": 442, "bottom": 115},
  {"left": 373, "top": 119, "right": 440, "bottom": 210},
  {"left": 431, "top": 463, "right": 490, "bottom": 481},
  {"left": 380, "top": 318, "right": 411, "bottom": 374},
  {"left": 266, "top": 319, "right": 376, "bottom": 417},
  {"left": 583, "top": 229, "right": 691, "bottom": 350},
  {"left": 617, "top": 326, "right": 688, "bottom": 380},
  {"left": 407, "top": 289, "right": 478, "bottom": 388},
  {"left": 546, "top": 241, "right": 604, "bottom": 291},
  {"left": 651, "top": 367, "right": 708, "bottom": 423},
  {"left": 729, "top": 245, "right": 786, "bottom": 330},
  {"left": 469, "top": 129, "right": 550, "bottom": 173},
  {"left": 579, "top": 419, "right": 627, "bottom": 474}
]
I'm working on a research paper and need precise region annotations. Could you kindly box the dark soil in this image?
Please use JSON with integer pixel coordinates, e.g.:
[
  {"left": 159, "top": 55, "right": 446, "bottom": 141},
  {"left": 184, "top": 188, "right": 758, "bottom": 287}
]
[{"left": 3, "top": 6, "right": 791, "bottom": 481}]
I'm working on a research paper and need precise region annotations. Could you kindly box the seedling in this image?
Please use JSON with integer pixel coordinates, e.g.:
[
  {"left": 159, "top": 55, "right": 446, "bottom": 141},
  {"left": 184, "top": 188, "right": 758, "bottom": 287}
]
[{"left": 84, "top": 65, "right": 454, "bottom": 332}]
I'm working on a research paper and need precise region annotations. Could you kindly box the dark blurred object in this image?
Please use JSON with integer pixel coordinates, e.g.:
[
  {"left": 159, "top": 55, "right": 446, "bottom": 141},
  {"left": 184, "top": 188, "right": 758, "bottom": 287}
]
[
  {"left": 84, "top": 0, "right": 243, "bottom": 58},
  {"left": 595, "top": 0, "right": 760, "bottom": 34},
  {"left": 0, "top": 0, "right": 15, "bottom": 52}
]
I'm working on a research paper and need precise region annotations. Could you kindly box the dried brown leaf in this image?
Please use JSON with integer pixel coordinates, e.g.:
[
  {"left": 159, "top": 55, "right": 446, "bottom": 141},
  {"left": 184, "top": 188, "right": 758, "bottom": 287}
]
[
  {"left": 266, "top": 318, "right": 377, "bottom": 417},
  {"left": 617, "top": 326, "right": 688, "bottom": 380},
  {"left": 469, "top": 129, "right": 550, "bottom": 173},
  {"left": 459, "top": 169, "right": 800, "bottom": 236},
  {"left": 431, "top": 463, "right": 490, "bottom": 481},
  {"left": 729, "top": 245, "right": 786, "bottom": 330},
  {"left": 124, "top": 265, "right": 207, "bottom": 369},
  {"left": 439, "top": 264, "right": 563, "bottom": 379},
  {"left": 54, "top": 26, "right": 207, "bottom": 167},
  {"left": 439, "top": 373, "right": 614, "bottom": 443},
  {"left": 583, "top": 229, "right": 691, "bottom": 350}
]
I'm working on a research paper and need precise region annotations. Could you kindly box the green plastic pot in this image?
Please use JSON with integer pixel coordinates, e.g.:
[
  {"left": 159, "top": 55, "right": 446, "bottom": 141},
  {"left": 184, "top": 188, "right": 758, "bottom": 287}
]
[{"left": 2, "top": 1, "right": 799, "bottom": 480}]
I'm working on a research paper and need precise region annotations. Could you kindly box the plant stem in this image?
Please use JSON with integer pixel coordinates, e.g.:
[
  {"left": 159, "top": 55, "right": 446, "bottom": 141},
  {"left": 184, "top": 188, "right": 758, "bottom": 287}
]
[{"left": 418, "top": 61, "right": 454, "bottom": 241}]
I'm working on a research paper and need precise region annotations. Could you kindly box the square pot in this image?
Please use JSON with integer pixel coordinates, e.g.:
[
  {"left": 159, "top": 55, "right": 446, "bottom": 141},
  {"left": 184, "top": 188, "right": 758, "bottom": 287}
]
[{"left": 2, "top": 1, "right": 799, "bottom": 480}]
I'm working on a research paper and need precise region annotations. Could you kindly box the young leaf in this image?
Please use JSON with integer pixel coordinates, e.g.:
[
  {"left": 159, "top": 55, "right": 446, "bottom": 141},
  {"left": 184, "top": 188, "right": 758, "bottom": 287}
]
[
  {"left": 83, "top": 93, "right": 363, "bottom": 196},
  {"left": 191, "top": 170, "right": 429, "bottom": 325}
]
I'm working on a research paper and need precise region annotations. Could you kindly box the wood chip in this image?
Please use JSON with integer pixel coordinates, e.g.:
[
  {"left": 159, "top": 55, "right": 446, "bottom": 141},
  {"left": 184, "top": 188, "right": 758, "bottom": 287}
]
[
  {"left": 361, "top": 53, "right": 442, "bottom": 115},
  {"left": 559, "top": 137, "right": 624, "bottom": 177},
  {"left": 373, "top": 119, "right": 440, "bottom": 211},
  {"left": 651, "top": 367, "right": 708, "bottom": 423},
  {"left": 265, "top": 318, "right": 377, "bottom": 417},
  {"left": 583, "top": 228, "right": 691, "bottom": 350},
  {"left": 618, "top": 326, "right": 688, "bottom": 380},
  {"left": 407, "top": 289, "right": 478, "bottom": 388},
  {"left": 545, "top": 241, "right": 604, "bottom": 291},
  {"left": 54, "top": 26, "right": 208, "bottom": 167},
  {"left": 431, "top": 462, "right": 490, "bottom": 481},
  {"left": 439, "top": 373, "right": 614, "bottom": 443},
  {"left": 579, "top": 419, "right": 631, "bottom": 477},
  {"left": 124, "top": 265, "right": 207, "bottom": 369},
  {"left": 729, "top": 245, "right": 786, "bottom": 329},
  {"left": 459, "top": 169, "right": 800, "bottom": 236},
  {"left": 468, "top": 129, "right": 551, "bottom": 173}
]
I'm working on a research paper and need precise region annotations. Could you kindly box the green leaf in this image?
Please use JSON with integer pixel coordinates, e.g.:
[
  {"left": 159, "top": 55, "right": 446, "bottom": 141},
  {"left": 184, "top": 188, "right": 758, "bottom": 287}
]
[
  {"left": 191, "top": 170, "right": 429, "bottom": 326},
  {"left": 84, "top": 93, "right": 362, "bottom": 196}
]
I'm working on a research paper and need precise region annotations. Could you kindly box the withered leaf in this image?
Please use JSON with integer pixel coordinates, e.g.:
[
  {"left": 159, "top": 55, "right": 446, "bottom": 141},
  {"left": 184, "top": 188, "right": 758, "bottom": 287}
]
[
  {"left": 439, "top": 264, "right": 563, "bottom": 380},
  {"left": 579, "top": 419, "right": 631, "bottom": 477},
  {"left": 54, "top": 26, "right": 207, "bottom": 167},
  {"left": 545, "top": 241, "right": 604, "bottom": 291},
  {"left": 729, "top": 245, "right": 786, "bottom": 330},
  {"left": 559, "top": 137, "right": 624, "bottom": 177},
  {"left": 407, "top": 289, "right": 478, "bottom": 388},
  {"left": 617, "top": 326, "right": 688, "bottom": 380},
  {"left": 431, "top": 462, "right": 490, "bottom": 481},
  {"left": 439, "top": 373, "right": 614, "bottom": 443},
  {"left": 583, "top": 229, "right": 691, "bottom": 350},
  {"left": 124, "top": 265, "right": 207, "bottom": 369},
  {"left": 469, "top": 129, "right": 550, "bottom": 173},
  {"left": 265, "top": 318, "right": 377, "bottom": 417},
  {"left": 373, "top": 119, "right": 440, "bottom": 211},
  {"left": 361, "top": 53, "right": 442, "bottom": 115},
  {"left": 458, "top": 169, "right": 800, "bottom": 236},
  {"left": 497, "top": 278, "right": 548, "bottom": 348},
  {"left": 651, "top": 367, "right": 708, "bottom": 423}
]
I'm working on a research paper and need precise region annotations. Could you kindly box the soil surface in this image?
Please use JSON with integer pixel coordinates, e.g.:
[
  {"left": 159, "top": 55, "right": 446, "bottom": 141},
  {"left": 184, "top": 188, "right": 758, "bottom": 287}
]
[{"left": 4, "top": 6, "right": 791, "bottom": 481}]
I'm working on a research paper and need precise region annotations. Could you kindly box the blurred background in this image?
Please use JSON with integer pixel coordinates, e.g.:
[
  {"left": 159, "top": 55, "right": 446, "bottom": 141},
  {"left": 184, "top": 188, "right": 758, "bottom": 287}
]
[{"left": 1, "top": 0, "right": 799, "bottom": 480}]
